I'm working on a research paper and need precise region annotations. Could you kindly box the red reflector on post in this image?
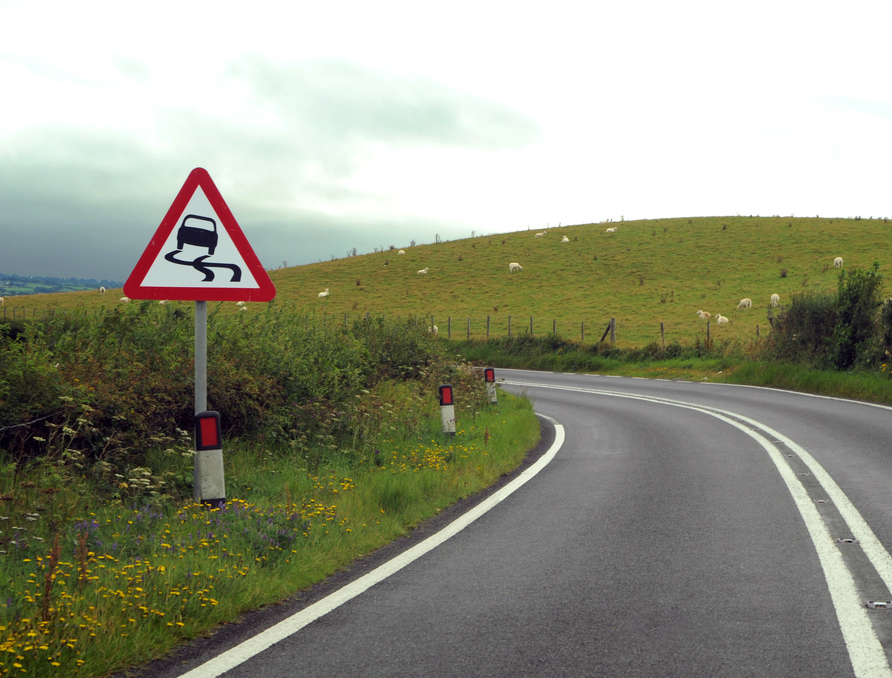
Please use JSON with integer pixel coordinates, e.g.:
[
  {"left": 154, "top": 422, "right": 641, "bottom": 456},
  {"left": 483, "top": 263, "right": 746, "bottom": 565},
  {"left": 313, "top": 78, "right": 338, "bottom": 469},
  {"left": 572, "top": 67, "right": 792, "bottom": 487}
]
[
  {"left": 195, "top": 411, "right": 222, "bottom": 451},
  {"left": 439, "top": 384, "right": 453, "bottom": 406},
  {"left": 484, "top": 368, "right": 495, "bottom": 383}
]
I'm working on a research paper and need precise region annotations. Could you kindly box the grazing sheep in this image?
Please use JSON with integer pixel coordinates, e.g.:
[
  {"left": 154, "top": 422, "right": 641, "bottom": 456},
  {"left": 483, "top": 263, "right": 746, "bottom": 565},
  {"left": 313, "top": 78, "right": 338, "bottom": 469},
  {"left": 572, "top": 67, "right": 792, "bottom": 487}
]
[
  {"left": 119, "top": 296, "right": 130, "bottom": 303},
  {"left": 99, "top": 286, "right": 106, "bottom": 294},
  {"left": 318, "top": 288, "right": 330, "bottom": 298},
  {"left": 159, "top": 300, "right": 168, "bottom": 305},
  {"left": 0, "top": 297, "right": 4, "bottom": 305},
  {"left": 770, "top": 293, "right": 780, "bottom": 307},
  {"left": 605, "top": 227, "right": 617, "bottom": 233},
  {"left": 398, "top": 250, "right": 406, "bottom": 254},
  {"left": 737, "top": 298, "right": 752, "bottom": 310},
  {"left": 561, "top": 236, "right": 570, "bottom": 243},
  {"left": 239, "top": 306, "right": 248, "bottom": 312},
  {"left": 834, "top": 256, "right": 843, "bottom": 268},
  {"left": 417, "top": 267, "right": 429, "bottom": 275},
  {"left": 716, "top": 314, "right": 730, "bottom": 324},
  {"left": 429, "top": 325, "right": 438, "bottom": 335},
  {"left": 697, "top": 310, "right": 711, "bottom": 319},
  {"left": 534, "top": 232, "right": 545, "bottom": 238},
  {"left": 509, "top": 262, "right": 523, "bottom": 272},
  {"left": 236, "top": 300, "right": 246, "bottom": 307}
]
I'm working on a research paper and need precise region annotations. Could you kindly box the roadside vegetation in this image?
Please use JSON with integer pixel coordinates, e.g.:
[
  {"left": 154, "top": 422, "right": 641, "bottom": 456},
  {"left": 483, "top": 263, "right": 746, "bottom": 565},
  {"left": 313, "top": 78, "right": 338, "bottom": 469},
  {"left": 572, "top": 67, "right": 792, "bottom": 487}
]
[{"left": 0, "top": 305, "right": 539, "bottom": 677}]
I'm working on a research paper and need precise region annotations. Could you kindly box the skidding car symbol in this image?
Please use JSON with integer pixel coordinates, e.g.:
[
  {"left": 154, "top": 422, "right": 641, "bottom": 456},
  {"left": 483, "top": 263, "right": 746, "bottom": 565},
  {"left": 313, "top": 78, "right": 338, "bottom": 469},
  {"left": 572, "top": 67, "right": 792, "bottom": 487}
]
[{"left": 176, "top": 214, "right": 218, "bottom": 255}]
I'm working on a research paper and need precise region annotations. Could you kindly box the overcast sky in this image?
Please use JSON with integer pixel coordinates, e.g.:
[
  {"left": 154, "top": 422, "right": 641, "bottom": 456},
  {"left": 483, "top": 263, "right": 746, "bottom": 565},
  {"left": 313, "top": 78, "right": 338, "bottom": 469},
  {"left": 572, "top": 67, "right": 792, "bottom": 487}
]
[{"left": 2, "top": 0, "right": 890, "bottom": 282}]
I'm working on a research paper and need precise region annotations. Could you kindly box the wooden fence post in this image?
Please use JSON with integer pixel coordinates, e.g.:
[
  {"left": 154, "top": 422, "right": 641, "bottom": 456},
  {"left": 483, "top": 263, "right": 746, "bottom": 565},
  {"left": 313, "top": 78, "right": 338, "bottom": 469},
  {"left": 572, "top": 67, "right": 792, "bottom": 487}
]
[
  {"left": 661, "top": 322, "right": 665, "bottom": 348},
  {"left": 448, "top": 317, "right": 452, "bottom": 339},
  {"left": 530, "top": 316, "right": 533, "bottom": 335},
  {"left": 487, "top": 315, "right": 490, "bottom": 338},
  {"left": 467, "top": 318, "right": 470, "bottom": 339},
  {"left": 706, "top": 321, "right": 711, "bottom": 345},
  {"left": 553, "top": 319, "right": 556, "bottom": 334},
  {"left": 508, "top": 315, "right": 511, "bottom": 336},
  {"left": 610, "top": 318, "right": 616, "bottom": 345},
  {"left": 756, "top": 325, "right": 760, "bottom": 339}
]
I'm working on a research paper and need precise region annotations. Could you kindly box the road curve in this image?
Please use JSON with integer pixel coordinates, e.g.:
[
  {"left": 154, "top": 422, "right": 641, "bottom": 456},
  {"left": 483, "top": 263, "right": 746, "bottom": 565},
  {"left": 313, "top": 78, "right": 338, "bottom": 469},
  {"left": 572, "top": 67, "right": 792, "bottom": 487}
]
[{"left": 146, "top": 369, "right": 892, "bottom": 678}]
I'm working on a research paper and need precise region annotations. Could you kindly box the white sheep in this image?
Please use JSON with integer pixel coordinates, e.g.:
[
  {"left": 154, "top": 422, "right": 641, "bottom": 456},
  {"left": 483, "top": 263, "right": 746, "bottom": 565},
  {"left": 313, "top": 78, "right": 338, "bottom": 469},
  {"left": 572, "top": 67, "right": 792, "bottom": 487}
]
[
  {"left": 737, "top": 298, "right": 752, "bottom": 310},
  {"left": 834, "top": 256, "right": 843, "bottom": 268},
  {"left": 239, "top": 306, "right": 248, "bottom": 312},
  {"left": 770, "top": 293, "right": 780, "bottom": 307},
  {"left": 429, "top": 325, "right": 438, "bottom": 335},
  {"left": 236, "top": 300, "right": 246, "bottom": 307},
  {"left": 0, "top": 297, "right": 4, "bottom": 305},
  {"left": 417, "top": 267, "right": 429, "bottom": 275},
  {"left": 99, "top": 286, "right": 106, "bottom": 294},
  {"left": 605, "top": 227, "right": 617, "bottom": 233},
  {"left": 716, "top": 314, "right": 729, "bottom": 324},
  {"left": 534, "top": 232, "right": 545, "bottom": 238},
  {"left": 159, "top": 300, "right": 168, "bottom": 305},
  {"left": 318, "top": 288, "right": 330, "bottom": 298},
  {"left": 509, "top": 262, "right": 523, "bottom": 272},
  {"left": 561, "top": 236, "right": 570, "bottom": 243},
  {"left": 398, "top": 250, "right": 406, "bottom": 255},
  {"left": 119, "top": 296, "right": 130, "bottom": 303},
  {"left": 697, "top": 310, "right": 711, "bottom": 319}
]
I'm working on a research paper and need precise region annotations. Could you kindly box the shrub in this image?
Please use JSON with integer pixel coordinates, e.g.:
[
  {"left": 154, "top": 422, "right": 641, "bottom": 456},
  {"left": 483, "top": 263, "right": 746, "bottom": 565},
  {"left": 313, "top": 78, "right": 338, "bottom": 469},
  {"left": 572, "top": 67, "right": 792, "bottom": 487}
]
[{"left": 833, "top": 262, "right": 884, "bottom": 369}]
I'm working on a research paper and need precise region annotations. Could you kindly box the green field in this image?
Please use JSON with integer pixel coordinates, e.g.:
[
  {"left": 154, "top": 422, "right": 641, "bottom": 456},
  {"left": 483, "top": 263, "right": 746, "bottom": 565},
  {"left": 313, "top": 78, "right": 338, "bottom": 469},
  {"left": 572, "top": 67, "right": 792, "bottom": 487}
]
[{"left": 5, "top": 216, "right": 889, "bottom": 347}]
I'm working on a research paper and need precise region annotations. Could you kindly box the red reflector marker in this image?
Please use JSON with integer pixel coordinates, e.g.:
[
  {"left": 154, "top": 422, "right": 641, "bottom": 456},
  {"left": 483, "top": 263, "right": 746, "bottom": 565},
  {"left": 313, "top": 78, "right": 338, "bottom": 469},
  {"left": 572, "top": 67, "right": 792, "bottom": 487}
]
[
  {"left": 195, "top": 411, "right": 222, "bottom": 450},
  {"left": 439, "top": 384, "right": 453, "bottom": 406},
  {"left": 484, "top": 368, "right": 495, "bottom": 383}
]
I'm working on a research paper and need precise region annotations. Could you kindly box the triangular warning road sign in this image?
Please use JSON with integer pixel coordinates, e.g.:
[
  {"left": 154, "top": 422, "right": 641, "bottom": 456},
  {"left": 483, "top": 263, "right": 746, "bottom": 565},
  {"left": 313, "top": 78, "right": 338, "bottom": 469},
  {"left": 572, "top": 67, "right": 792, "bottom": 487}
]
[{"left": 124, "top": 168, "right": 276, "bottom": 302}]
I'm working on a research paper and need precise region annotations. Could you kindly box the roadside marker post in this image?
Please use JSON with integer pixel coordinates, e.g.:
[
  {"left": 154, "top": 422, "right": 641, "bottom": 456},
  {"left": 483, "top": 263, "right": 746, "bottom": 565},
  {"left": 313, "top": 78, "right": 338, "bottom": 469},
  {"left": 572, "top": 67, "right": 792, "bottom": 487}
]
[
  {"left": 194, "top": 411, "right": 225, "bottom": 505},
  {"left": 484, "top": 368, "right": 498, "bottom": 404},
  {"left": 439, "top": 384, "right": 456, "bottom": 436}
]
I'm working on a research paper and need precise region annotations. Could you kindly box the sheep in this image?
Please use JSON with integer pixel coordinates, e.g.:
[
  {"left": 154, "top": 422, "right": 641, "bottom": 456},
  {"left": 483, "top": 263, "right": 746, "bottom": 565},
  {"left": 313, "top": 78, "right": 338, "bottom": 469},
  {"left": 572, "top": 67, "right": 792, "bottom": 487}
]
[
  {"left": 716, "top": 314, "right": 729, "bottom": 324},
  {"left": 737, "top": 298, "right": 752, "bottom": 310},
  {"left": 534, "top": 232, "right": 545, "bottom": 238},
  {"left": 119, "top": 296, "right": 130, "bottom": 303},
  {"left": 605, "top": 227, "right": 617, "bottom": 233},
  {"left": 159, "top": 300, "right": 168, "bottom": 305},
  {"left": 508, "top": 262, "right": 523, "bottom": 272},
  {"left": 417, "top": 267, "right": 429, "bottom": 275},
  {"left": 99, "top": 286, "right": 106, "bottom": 294},
  {"left": 770, "top": 293, "right": 780, "bottom": 307},
  {"left": 697, "top": 310, "right": 711, "bottom": 319},
  {"left": 239, "top": 306, "right": 248, "bottom": 312},
  {"left": 398, "top": 250, "right": 406, "bottom": 255},
  {"left": 429, "top": 325, "right": 438, "bottom": 335},
  {"left": 561, "top": 236, "right": 570, "bottom": 243},
  {"left": 318, "top": 288, "right": 330, "bottom": 298},
  {"left": 0, "top": 297, "right": 4, "bottom": 305},
  {"left": 834, "top": 256, "right": 843, "bottom": 268},
  {"left": 236, "top": 300, "right": 246, "bottom": 307}
]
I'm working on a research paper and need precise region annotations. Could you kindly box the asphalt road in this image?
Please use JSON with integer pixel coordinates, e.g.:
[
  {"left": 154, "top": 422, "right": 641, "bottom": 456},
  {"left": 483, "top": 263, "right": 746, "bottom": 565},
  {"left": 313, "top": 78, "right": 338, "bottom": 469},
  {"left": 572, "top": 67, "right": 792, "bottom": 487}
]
[{"left": 141, "top": 369, "right": 892, "bottom": 677}]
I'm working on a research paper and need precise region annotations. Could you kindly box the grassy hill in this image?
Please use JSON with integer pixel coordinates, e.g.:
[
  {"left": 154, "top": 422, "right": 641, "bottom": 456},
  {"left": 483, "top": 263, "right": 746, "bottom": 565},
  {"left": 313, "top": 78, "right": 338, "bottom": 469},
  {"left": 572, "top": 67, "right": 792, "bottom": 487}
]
[{"left": 5, "top": 216, "right": 891, "bottom": 347}]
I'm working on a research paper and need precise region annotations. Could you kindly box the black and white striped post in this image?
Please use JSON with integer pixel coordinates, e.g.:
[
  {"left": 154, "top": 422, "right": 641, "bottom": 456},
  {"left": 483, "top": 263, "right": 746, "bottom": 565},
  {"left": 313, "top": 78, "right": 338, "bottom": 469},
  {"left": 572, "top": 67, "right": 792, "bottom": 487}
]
[
  {"left": 484, "top": 367, "right": 498, "bottom": 404},
  {"left": 194, "top": 410, "right": 225, "bottom": 505},
  {"left": 439, "top": 384, "right": 456, "bottom": 436}
]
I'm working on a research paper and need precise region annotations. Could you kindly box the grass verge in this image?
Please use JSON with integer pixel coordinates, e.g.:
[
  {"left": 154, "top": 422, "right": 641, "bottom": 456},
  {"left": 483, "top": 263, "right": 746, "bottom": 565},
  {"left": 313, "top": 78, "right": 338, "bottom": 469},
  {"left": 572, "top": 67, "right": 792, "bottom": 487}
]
[{"left": 0, "top": 393, "right": 538, "bottom": 678}]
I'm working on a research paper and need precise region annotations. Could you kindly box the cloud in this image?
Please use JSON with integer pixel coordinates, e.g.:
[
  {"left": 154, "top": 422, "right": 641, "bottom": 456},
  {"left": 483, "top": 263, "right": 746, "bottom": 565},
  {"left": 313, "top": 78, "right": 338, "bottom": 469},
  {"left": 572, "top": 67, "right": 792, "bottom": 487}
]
[{"left": 0, "top": 55, "right": 540, "bottom": 280}]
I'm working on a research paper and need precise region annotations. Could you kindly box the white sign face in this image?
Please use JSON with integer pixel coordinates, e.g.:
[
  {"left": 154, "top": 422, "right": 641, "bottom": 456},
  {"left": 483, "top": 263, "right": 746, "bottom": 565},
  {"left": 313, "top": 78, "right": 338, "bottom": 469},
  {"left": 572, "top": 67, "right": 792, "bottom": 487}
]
[{"left": 139, "top": 186, "right": 262, "bottom": 290}]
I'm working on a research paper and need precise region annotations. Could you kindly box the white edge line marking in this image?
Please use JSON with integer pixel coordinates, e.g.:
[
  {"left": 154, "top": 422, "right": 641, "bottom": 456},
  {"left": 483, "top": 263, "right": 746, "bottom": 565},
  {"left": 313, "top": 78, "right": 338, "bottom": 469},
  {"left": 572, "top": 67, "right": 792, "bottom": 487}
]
[
  {"left": 177, "top": 415, "right": 566, "bottom": 678},
  {"left": 506, "top": 380, "right": 891, "bottom": 678}
]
